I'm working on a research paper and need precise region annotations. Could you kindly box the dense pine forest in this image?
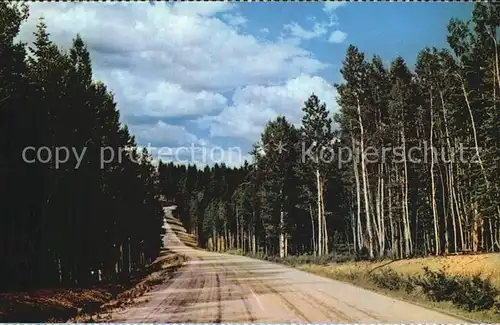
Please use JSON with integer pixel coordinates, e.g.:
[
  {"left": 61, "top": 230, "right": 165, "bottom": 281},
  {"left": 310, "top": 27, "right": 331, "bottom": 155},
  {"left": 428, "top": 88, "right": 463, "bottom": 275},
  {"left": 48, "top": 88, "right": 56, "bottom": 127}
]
[
  {"left": 1, "top": 2, "right": 499, "bottom": 294},
  {"left": 160, "top": 3, "right": 500, "bottom": 259},
  {"left": 1, "top": 4, "right": 164, "bottom": 291}
]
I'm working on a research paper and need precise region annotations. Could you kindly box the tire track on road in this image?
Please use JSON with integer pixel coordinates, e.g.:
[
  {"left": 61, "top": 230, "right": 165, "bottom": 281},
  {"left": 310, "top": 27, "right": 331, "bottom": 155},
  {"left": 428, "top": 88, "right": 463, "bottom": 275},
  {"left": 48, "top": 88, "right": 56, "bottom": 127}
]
[
  {"left": 314, "top": 287, "right": 389, "bottom": 322},
  {"left": 215, "top": 274, "right": 222, "bottom": 323},
  {"left": 209, "top": 254, "right": 256, "bottom": 322},
  {"left": 243, "top": 269, "right": 312, "bottom": 322},
  {"left": 294, "top": 288, "right": 357, "bottom": 322},
  {"left": 146, "top": 262, "right": 200, "bottom": 322}
]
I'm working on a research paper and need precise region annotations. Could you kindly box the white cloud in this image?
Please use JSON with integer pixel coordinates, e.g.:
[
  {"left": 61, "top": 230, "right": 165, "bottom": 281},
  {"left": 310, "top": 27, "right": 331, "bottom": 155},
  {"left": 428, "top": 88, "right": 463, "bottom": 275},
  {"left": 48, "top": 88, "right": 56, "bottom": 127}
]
[
  {"left": 171, "top": 2, "right": 235, "bottom": 17},
  {"left": 328, "top": 30, "right": 347, "bottom": 44},
  {"left": 198, "top": 75, "right": 339, "bottom": 141},
  {"left": 283, "top": 21, "right": 328, "bottom": 40},
  {"left": 323, "top": 2, "right": 347, "bottom": 14},
  {"left": 131, "top": 121, "right": 200, "bottom": 147},
  {"left": 284, "top": 2, "right": 346, "bottom": 43},
  {"left": 222, "top": 13, "right": 247, "bottom": 27},
  {"left": 19, "top": 3, "right": 326, "bottom": 94},
  {"left": 132, "top": 122, "right": 252, "bottom": 167},
  {"left": 17, "top": 3, "right": 341, "bottom": 167},
  {"left": 105, "top": 69, "right": 227, "bottom": 118},
  {"left": 144, "top": 83, "right": 227, "bottom": 117}
]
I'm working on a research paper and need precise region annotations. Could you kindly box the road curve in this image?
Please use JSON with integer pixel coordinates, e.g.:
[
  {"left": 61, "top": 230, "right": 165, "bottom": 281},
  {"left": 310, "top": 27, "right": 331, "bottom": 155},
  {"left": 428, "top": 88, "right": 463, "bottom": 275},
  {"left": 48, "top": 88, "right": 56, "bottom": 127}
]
[{"left": 111, "top": 206, "right": 464, "bottom": 323}]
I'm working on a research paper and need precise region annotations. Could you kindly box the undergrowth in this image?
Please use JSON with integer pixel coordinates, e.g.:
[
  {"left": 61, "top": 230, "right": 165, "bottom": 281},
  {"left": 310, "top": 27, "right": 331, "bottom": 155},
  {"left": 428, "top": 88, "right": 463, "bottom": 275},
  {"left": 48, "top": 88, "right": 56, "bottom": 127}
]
[{"left": 230, "top": 250, "right": 500, "bottom": 315}]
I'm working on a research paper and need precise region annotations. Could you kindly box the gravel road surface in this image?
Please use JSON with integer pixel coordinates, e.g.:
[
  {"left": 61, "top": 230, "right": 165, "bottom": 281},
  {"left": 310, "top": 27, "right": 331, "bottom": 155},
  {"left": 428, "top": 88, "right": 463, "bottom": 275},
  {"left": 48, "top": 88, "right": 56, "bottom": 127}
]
[{"left": 111, "top": 206, "right": 464, "bottom": 323}]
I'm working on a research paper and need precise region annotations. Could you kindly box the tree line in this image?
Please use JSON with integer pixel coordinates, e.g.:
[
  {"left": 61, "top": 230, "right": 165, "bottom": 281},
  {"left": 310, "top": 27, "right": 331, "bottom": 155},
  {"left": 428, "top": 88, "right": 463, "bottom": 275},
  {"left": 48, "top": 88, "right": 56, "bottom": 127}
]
[
  {"left": 2, "top": 2, "right": 498, "bottom": 293},
  {"left": 160, "top": 3, "right": 500, "bottom": 259},
  {"left": 1, "top": 4, "right": 164, "bottom": 291}
]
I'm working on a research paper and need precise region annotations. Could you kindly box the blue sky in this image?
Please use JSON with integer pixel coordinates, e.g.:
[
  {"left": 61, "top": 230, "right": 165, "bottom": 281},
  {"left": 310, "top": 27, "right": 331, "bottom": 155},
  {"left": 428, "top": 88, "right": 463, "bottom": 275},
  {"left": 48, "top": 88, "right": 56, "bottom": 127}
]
[{"left": 18, "top": 2, "right": 474, "bottom": 167}]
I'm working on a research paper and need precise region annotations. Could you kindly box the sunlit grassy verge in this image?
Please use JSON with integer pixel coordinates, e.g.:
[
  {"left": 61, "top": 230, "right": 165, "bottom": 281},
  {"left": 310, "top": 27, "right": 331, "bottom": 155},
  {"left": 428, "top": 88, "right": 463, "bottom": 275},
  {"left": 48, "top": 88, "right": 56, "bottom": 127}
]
[{"left": 229, "top": 250, "right": 500, "bottom": 323}]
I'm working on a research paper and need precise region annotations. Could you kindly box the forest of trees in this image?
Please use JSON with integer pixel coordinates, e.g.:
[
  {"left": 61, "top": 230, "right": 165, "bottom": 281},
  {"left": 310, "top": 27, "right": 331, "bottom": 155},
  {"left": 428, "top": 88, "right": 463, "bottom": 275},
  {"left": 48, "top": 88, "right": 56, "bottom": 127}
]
[
  {"left": 160, "top": 3, "right": 500, "bottom": 260},
  {"left": 1, "top": 2, "right": 499, "bottom": 293},
  {"left": 1, "top": 4, "right": 164, "bottom": 291}
]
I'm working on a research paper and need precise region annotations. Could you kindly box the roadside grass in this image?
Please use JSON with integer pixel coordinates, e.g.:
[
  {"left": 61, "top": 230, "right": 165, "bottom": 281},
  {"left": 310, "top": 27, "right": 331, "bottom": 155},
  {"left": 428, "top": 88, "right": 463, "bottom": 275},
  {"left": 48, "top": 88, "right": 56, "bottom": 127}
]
[{"left": 228, "top": 249, "right": 500, "bottom": 323}]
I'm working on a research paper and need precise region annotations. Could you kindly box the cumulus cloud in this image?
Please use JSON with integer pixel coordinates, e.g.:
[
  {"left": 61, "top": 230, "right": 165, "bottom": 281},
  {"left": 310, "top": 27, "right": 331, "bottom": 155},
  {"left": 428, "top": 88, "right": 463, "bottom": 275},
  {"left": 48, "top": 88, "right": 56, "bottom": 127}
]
[
  {"left": 283, "top": 21, "right": 329, "bottom": 40},
  {"left": 171, "top": 2, "right": 235, "bottom": 17},
  {"left": 131, "top": 121, "right": 252, "bottom": 167},
  {"left": 283, "top": 2, "right": 347, "bottom": 43},
  {"left": 18, "top": 3, "right": 326, "bottom": 94},
  {"left": 131, "top": 121, "right": 201, "bottom": 147},
  {"left": 323, "top": 2, "right": 347, "bottom": 44},
  {"left": 323, "top": 2, "right": 347, "bottom": 14},
  {"left": 17, "top": 3, "right": 340, "bottom": 166},
  {"left": 328, "top": 30, "right": 347, "bottom": 44},
  {"left": 105, "top": 69, "right": 227, "bottom": 118},
  {"left": 222, "top": 13, "right": 247, "bottom": 27},
  {"left": 198, "top": 75, "right": 339, "bottom": 141}
]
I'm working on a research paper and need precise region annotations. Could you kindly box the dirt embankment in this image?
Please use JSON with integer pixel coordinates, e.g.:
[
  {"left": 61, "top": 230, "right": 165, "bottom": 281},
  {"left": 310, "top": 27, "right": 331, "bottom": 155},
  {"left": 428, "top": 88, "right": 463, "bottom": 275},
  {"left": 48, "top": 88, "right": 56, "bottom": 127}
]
[
  {"left": 0, "top": 206, "right": 194, "bottom": 323},
  {"left": 0, "top": 250, "right": 187, "bottom": 323}
]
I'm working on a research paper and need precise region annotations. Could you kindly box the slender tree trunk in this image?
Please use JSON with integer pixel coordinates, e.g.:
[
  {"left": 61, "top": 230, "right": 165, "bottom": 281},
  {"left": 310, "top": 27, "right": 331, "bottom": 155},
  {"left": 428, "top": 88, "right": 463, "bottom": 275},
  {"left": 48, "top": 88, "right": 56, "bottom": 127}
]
[
  {"left": 351, "top": 210, "right": 357, "bottom": 253},
  {"left": 452, "top": 178, "right": 465, "bottom": 251},
  {"left": 252, "top": 223, "right": 256, "bottom": 254},
  {"left": 321, "top": 181, "right": 328, "bottom": 254},
  {"left": 429, "top": 91, "right": 440, "bottom": 256},
  {"left": 357, "top": 96, "right": 373, "bottom": 258},
  {"left": 400, "top": 176, "right": 408, "bottom": 256},
  {"left": 398, "top": 219, "right": 403, "bottom": 259},
  {"left": 279, "top": 209, "right": 285, "bottom": 258},
  {"left": 480, "top": 216, "right": 485, "bottom": 250},
  {"left": 316, "top": 168, "right": 322, "bottom": 256},
  {"left": 352, "top": 134, "right": 363, "bottom": 250},
  {"left": 461, "top": 79, "right": 491, "bottom": 200},
  {"left": 442, "top": 175, "right": 450, "bottom": 254},
  {"left": 449, "top": 165, "right": 458, "bottom": 253},
  {"left": 489, "top": 218, "right": 494, "bottom": 252},
  {"left": 241, "top": 217, "right": 244, "bottom": 253},
  {"left": 473, "top": 201, "right": 479, "bottom": 252},
  {"left": 224, "top": 221, "right": 228, "bottom": 251},
  {"left": 388, "top": 178, "right": 395, "bottom": 257},
  {"left": 440, "top": 91, "right": 458, "bottom": 253},
  {"left": 460, "top": 188, "right": 470, "bottom": 250},
  {"left": 381, "top": 164, "right": 386, "bottom": 255},
  {"left": 309, "top": 202, "right": 316, "bottom": 255},
  {"left": 247, "top": 229, "right": 252, "bottom": 254},
  {"left": 400, "top": 127, "right": 412, "bottom": 256},
  {"left": 376, "top": 163, "right": 385, "bottom": 257},
  {"left": 236, "top": 207, "right": 240, "bottom": 250},
  {"left": 284, "top": 235, "right": 287, "bottom": 257}
]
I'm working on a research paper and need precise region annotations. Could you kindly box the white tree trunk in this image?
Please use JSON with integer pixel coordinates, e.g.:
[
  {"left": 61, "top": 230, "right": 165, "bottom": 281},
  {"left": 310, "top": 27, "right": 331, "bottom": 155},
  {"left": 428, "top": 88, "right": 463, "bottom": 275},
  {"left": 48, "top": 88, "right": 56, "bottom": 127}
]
[
  {"left": 316, "top": 168, "right": 322, "bottom": 256},
  {"left": 357, "top": 97, "right": 373, "bottom": 258},
  {"left": 429, "top": 92, "right": 440, "bottom": 255},
  {"left": 352, "top": 133, "right": 363, "bottom": 250}
]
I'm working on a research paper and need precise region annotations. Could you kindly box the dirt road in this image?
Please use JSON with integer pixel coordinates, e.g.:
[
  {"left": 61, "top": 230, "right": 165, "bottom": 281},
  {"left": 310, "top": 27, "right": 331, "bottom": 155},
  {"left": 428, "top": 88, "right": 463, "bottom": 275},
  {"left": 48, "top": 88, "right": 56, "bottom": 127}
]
[{"left": 111, "top": 206, "right": 464, "bottom": 323}]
